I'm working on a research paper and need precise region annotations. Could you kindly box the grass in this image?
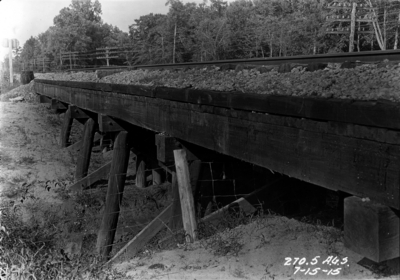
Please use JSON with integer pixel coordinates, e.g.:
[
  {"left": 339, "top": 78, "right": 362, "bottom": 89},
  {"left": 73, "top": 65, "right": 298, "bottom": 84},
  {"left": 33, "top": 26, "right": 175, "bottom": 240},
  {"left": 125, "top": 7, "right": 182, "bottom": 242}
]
[
  {"left": 19, "top": 155, "right": 36, "bottom": 165},
  {"left": 0, "top": 189, "right": 123, "bottom": 279},
  {"left": 0, "top": 151, "right": 13, "bottom": 164},
  {"left": 46, "top": 114, "right": 62, "bottom": 127}
]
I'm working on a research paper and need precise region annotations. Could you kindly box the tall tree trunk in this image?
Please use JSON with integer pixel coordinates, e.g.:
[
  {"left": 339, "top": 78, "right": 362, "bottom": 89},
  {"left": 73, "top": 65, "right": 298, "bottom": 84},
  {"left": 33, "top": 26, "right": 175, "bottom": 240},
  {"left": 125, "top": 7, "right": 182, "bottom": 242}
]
[
  {"left": 161, "top": 36, "right": 165, "bottom": 62},
  {"left": 371, "top": 34, "right": 374, "bottom": 50},
  {"left": 173, "top": 23, "right": 177, "bottom": 64},
  {"left": 357, "top": 22, "right": 361, "bottom": 52},
  {"left": 269, "top": 33, "right": 273, "bottom": 57},
  {"left": 395, "top": 11, "right": 400, "bottom": 49},
  {"left": 313, "top": 29, "right": 317, "bottom": 55},
  {"left": 384, "top": 3, "right": 387, "bottom": 49},
  {"left": 367, "top": 0, "right": 385, "bottom": 50},
  {"left": 349, "top": 2, "right": 356, "bottom": 52}
]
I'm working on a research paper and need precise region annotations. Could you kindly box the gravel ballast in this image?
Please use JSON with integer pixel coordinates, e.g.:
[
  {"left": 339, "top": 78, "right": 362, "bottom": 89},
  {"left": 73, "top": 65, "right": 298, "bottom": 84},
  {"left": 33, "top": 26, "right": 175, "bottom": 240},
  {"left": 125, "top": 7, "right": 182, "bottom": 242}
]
[{"left": 35, "top": 62, "right": 400, "bottom": 102}]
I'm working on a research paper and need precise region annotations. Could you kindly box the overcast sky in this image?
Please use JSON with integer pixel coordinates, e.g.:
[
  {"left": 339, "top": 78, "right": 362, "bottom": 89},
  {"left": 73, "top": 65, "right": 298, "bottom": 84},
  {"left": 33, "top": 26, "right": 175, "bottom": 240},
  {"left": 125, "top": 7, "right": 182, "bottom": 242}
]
[{"left": 0, "top": 0, "right": 234, "bottom": 58}]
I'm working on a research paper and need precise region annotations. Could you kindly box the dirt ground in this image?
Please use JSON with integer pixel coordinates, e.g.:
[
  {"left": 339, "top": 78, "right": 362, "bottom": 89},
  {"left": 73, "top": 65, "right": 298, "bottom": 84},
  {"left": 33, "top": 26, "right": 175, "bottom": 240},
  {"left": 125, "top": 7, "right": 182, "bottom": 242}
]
[{"left": 0, "top": 84, "right": 399, "bottom": 280}]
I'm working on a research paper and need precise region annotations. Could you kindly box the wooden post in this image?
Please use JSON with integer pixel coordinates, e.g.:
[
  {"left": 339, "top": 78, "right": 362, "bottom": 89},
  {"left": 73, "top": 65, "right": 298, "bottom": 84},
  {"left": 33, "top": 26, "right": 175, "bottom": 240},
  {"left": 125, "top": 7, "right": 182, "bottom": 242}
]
[
  {"left": 349, "top": 2, "right": 357, "bottom": 52},
  {"left": 135, "top": 155, "right": 146, "bottom": 188},
  {"left": 169, "top": 171, "right": 182, "bottom": 231},
  {"left": 174, "top": 149, "right": 197, "bottom": 242},
  {"left": 75, "top": 118, "right": 96, "bottom": 181},
  {"left": 61, "top": 106, "right": 73, "bottom": 148},
  {"left": 96, "top": 131, "right": 130, "bottom": 259}
]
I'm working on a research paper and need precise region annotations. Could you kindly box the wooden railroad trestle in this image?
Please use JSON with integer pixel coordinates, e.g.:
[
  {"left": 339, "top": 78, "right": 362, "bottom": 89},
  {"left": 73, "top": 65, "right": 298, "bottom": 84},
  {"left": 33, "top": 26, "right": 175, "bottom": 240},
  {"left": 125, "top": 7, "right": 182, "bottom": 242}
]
[{"left": 35, "top": 80, "right": 399, "bottom": 263}]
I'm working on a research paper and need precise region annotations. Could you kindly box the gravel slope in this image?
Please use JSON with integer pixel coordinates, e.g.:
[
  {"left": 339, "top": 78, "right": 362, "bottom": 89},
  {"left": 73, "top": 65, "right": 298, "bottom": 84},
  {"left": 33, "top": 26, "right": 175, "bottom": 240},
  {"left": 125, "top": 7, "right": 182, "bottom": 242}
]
[{"left": 35, "top": 61, "right": 400, "bottom": 102}]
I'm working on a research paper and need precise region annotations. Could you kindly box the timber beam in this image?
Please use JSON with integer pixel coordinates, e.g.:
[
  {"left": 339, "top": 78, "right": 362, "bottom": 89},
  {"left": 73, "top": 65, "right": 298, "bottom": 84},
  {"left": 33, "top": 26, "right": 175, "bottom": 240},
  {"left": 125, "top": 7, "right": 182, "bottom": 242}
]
[
  {"left": 98, "top": 114, "right": 124, "bottom": 133},
  {"left": 96, "top": 131, "right": 131, "bottom": 260},
  {"left": 75, "top": 118, "right": 97, "bottom": 181},
  {"left": 344, "top": 196, "right": 399, "bottom": 262},
  {"left": 60, "top": 106, "right": 73, "bottom": 148}
]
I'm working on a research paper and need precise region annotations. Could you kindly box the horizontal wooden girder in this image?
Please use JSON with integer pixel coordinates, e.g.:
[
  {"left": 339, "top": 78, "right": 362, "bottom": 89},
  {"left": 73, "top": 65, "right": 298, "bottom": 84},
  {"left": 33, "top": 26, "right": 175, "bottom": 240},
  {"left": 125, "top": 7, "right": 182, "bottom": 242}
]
[
  {"left": 34, "top": 79, "right": 400, "bottom": 131},
  {"left": 34, "top": 82, "right": 400, "bottom": 209}
]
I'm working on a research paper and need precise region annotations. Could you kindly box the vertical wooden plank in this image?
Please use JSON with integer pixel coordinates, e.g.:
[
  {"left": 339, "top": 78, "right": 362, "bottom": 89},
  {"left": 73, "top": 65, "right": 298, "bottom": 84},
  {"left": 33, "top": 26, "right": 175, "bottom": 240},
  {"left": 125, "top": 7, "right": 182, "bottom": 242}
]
[
  {"left": 96, "top": 131, "right": 130, "bottom": 259},
  {"left": 174, "top": 149, "right": 197, "bottom": 242},
  {"left": 135, "top": 155, "right": 146, "bottom": 188},
  {"left": 75, "top": 118, "right": 96, "bottom": 181},
  {"left": 169, "top": 171, "right": 183, "bottom": 232},
  {"left": 60, "top": 106, "right": 73, "bottom": 148}
]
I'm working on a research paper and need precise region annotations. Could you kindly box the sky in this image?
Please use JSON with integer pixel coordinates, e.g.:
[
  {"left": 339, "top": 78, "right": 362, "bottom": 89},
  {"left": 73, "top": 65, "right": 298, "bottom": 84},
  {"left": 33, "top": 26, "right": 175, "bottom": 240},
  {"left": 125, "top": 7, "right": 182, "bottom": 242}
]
[{"left": 0, "top": 0, "right": 235, "bottom": 59}]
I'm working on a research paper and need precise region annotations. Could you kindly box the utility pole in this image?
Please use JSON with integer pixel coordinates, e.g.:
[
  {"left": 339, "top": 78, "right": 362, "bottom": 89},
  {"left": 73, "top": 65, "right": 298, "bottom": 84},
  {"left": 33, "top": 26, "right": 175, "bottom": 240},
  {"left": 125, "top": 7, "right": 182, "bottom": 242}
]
[
  {"left": 69, "top": 53, "right": 72, "bottom": 70},
  {"left": 96, "top": 47, "right": 118, "bottom": 66},
  {"left": 326, "top": 1, "right": 375, "bottom": 52}
]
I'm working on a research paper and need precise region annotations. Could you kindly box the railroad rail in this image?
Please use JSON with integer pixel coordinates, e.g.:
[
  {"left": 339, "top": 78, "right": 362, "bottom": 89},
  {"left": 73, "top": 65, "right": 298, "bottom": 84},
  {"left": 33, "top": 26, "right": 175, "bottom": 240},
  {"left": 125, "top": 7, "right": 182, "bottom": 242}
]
[{"left": 65, "top": 49, "right": 400, "bottom": 72}]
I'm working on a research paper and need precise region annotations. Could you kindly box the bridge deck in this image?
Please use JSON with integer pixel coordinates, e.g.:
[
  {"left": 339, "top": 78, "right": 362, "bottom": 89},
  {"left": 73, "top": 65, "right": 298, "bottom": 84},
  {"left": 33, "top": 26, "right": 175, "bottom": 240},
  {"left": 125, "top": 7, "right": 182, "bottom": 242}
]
[{"left": 34, "top": 79, "right": 400, "bottom": 209}]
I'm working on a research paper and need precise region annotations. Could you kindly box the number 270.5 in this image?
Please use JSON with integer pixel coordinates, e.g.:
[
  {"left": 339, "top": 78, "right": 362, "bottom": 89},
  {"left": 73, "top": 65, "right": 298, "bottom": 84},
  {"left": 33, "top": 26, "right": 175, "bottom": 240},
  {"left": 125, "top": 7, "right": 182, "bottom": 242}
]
[{"left": 284, "top": 256, "right": 320, "bottom": 266}]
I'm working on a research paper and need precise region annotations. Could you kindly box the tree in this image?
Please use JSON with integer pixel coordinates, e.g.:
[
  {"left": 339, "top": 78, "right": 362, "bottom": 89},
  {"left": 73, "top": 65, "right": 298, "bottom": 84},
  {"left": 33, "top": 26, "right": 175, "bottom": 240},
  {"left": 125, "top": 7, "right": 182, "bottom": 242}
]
[
  {"left": 129, "top": 13, "right": 168, "bottom": 64},
  {"left": 52, "top": 0, "right": 103, "bottom": 53}
]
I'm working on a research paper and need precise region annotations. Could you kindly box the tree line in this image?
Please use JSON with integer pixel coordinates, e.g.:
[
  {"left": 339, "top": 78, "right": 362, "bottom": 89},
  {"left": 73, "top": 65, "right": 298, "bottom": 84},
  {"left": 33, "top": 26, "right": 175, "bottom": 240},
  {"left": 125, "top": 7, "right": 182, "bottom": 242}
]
[{"left": 8, "top": 0, "right": 400, "bottom": 70}]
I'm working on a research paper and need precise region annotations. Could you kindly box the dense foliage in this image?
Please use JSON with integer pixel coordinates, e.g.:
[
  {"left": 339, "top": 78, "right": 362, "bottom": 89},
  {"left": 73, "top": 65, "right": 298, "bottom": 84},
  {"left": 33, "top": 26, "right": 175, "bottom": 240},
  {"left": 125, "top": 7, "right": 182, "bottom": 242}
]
[{"left": 7, "top": 0, "right": 400, "bottom": 69}]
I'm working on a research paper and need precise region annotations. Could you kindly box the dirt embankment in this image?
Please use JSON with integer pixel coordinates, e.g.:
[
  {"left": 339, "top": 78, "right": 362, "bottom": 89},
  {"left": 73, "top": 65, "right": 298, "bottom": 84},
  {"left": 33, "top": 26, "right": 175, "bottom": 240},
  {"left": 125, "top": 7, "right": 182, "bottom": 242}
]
[{"left": 0, "top": 83, "right": 399, "bottom": 280}]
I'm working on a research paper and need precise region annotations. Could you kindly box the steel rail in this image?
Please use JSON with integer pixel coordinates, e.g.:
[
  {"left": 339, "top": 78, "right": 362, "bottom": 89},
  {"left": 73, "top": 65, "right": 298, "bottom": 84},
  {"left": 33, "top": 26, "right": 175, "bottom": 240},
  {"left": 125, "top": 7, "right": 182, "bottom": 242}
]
[{"left": 66, "top": 49, "right": 400, "bottom": 72}]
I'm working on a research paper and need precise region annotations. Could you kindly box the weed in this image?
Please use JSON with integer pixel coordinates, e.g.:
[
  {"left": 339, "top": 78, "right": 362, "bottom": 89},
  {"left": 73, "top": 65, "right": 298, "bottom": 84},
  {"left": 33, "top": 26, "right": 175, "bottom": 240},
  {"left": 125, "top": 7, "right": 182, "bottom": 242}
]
[
  {"left": 0, "top": 203, "right": 122, "bottom": 279},
  {"left": 10, "top": 175, "right": 25, "bottom": 184},
  {"left": 19, "top": 155, "right": 36, "bottom": 165},
  {"left": 0, "top": 151, "right": 13, "bottom": 164},
  {"left": 232, "top": 267, "right": 246, "bottom": 278},
  {"left": 203, "top": 229, "right": 243, "bottom": 257}
]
